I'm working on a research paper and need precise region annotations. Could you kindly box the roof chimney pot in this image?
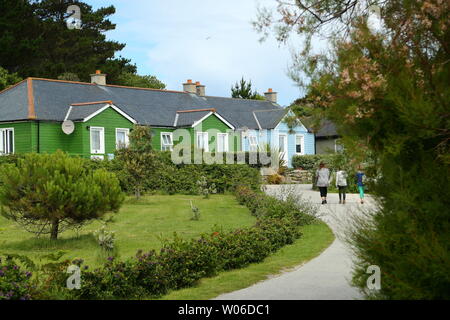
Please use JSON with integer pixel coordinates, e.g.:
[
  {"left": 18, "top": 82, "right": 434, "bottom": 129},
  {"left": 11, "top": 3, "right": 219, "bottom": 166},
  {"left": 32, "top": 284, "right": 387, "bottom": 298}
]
[
  {"left": 264, "top": 88, "right": 277, "bottom": 103},
  {"left": 196, "top": 81, "right": 206, "bottom": 97},
  {"left": 90, "top": 71, "right": 107, "bottom": 85},
  {"left": 183, "top": 79, "right": 197, "bottom": 93}
]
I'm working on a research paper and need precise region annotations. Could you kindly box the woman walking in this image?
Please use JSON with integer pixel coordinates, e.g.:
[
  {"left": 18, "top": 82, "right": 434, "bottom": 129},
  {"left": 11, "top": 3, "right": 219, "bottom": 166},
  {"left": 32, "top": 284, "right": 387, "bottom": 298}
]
[
  {"left": 335, "top": 167, "right": 348, "bottom": 204},
  {"left": 315, "top": 162, "right": 331, "bottom": 204},
  {"left": 356, "top": 167, "right": 366, "bottom": 204}
]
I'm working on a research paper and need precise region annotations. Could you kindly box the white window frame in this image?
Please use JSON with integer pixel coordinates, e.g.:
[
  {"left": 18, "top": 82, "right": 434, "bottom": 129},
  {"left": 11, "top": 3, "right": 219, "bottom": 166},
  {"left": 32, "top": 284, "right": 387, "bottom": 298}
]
[
  {"left": 248, "top": 135, "right": 258, "bottom": 152},
  {"left": 115, "top": 128, "right": 130, "bottom": 149},
  {"left": 161, "top": 132, "right": 174, "bottom": 151},
  {"left": 0, "top": 128, "right": 14, "bottom": 155},
  {"left": 196, "top": 132, "right": 209, "bottom": 151},
  {"left": 295, "top": 134, "right": 305, "bottom": 155},
  {"left": 217, "top": 133, "right": 229, "bottom": 152},
  {"left": 90, "top": 126, "right": 105, "bottom": 154},
  {"left": 278, "top": 133, "right": 288, "bottom": 162}
]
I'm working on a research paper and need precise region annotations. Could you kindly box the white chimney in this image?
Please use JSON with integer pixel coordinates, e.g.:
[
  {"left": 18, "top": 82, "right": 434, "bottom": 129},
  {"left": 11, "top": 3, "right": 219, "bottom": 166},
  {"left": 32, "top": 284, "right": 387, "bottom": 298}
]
[
  {"left": 90, "top": 70, "right": 106, "bottom": 85},
  {"left": 264, "top": 88, "right": 277, "bottom": 103},
  {"left": 183, "top": 79, "right": 197, "bottom": 93}
]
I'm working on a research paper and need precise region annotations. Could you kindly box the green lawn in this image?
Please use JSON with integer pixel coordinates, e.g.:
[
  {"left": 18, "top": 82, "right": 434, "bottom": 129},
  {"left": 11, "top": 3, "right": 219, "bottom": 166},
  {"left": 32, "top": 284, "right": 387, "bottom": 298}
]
[
  {"left": 0, "top": 194, "right": 335, "bottom": 300},
  {"left": 158, "top": 221, "right": 334, "bottom": 300},
  {"left": 0, "top": 194, "right": 256, "bottom": 267}
]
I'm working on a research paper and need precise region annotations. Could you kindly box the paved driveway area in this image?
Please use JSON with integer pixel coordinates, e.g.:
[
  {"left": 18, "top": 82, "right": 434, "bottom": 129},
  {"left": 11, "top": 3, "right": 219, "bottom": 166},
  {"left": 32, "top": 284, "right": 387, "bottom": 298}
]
[{"left": 215, "top": 184, "right": 375, "bottom": 300}]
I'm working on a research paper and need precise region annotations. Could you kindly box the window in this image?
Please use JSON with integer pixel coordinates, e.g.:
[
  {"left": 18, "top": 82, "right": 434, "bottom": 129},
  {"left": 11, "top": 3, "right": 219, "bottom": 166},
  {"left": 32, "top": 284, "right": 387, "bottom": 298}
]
[
  {"left": 161, "top": 132, "right": 173, "bottom": 151},
  {"left": 217, "top": 133, "right": 229, "bottom": 152},
  {"left": 335, "top": 139, "right": 344, "bottom": 153},
  {"left": 249, "top": 135, "right": 258, "bottom": 152},
  {"left": 295, "top": 135, "right": 304, "bottom": 155},
  {"left": 116, "top": 128, "right": 130, "bottom": 149},
  {"left": 196, "top": 132, "right": 209, "bottom": 151},
  {"left": 0, "top": 128, "right": 14, "bottom": 155},
  {"left": 90, "top": 127, "right": 105, "bottom": 154}
]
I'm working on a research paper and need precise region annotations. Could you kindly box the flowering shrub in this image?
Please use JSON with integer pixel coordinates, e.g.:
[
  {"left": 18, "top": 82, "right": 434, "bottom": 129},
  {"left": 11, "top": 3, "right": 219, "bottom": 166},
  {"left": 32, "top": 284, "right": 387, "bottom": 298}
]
[{"left": 0, "top": 257, "right": 34, "bottom": 300}]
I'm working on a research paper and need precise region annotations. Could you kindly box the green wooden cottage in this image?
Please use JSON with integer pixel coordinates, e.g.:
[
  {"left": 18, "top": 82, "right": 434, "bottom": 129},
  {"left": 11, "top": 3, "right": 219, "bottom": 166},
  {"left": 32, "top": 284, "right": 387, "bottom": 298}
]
[{"left": 0, "top": 73, "right": 315, "bottom": 164}]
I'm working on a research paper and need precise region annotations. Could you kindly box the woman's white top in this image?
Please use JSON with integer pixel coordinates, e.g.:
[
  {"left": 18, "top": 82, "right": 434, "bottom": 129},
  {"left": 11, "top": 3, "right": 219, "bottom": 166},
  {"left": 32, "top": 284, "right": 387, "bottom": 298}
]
[{"left": 336, "top": 170, "right": 348, "bottom": 187}]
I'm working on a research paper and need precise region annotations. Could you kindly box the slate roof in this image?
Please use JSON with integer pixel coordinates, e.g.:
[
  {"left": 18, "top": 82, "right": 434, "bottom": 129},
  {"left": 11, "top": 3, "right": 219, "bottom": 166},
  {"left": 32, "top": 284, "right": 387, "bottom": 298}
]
[
  {"left": 203, "top": 96, "right": 281, "bottom": 129},
  {"left": 66, "top": 102, "right": 110, "bottom": 121},
  {"left": 0, "top": 78, "right": 286, "bottom": 129},
  {"left": 253, "top": 109, "right": 289, "bottom": 129},
  {"left": 175, "top": 110, "right": 211, "bottom": 127},
  {"left": 0, "top": 80, "right": 30, "bottom": 121},
  {"left": 315, "top": 119, "right": 338, "bottom": 138}
]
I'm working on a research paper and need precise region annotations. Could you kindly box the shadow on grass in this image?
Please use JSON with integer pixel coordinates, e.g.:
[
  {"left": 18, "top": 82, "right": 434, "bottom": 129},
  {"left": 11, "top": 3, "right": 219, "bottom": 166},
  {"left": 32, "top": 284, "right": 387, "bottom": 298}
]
[{"left": 0, "top": 233, "right": 98, "bottom": 251}]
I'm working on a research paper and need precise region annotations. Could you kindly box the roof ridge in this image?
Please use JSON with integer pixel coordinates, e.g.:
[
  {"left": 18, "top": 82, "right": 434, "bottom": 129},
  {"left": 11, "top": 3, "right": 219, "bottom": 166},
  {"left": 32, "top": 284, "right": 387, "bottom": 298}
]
[
  {"left": 253, "top": 108, "right": 286, "bottom": 113},
  {"left": 29, "top": 77, "right": 188, "bottom": 95},
  {"left": 177, "top": 108, "right": 216, "bottom": 113},
  {"left": 0, "top": 78, "right": 28, "bottom": 95},
  {"left": 27, "top": 78, "right": 36, "bottom": 119},
  {"left": 71, "top": 100, "right": 113, "bottom": 106}
]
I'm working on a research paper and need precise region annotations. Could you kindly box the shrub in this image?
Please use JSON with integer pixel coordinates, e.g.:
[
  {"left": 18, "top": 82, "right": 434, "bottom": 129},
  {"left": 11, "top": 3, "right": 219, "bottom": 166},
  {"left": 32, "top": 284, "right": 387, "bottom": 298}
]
[
  {"left": 267, "top": 174, "right": 283, "bottom": 184},
  {"left": 71, "top": 258, "right": 146, "bottom": 300},
  {"left": 0, "top": 256, "right": 34, "bottom": 300},
  {"left": 157, "top": 234, "right": 220, "bottom": 289},
  {"left": 0, "top": 151, "right": 125, "bottom": 239},
  {"left": 208, "top": 227, "right": 273, "bottom": 270}
]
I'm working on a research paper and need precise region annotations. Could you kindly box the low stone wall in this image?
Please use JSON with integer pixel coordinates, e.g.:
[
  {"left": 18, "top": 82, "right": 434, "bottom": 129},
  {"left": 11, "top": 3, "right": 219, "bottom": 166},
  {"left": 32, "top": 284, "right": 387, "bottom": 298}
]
[
  {"left": 260, "top": 167, "right": 313, "bottom": 184},
  {"left": 286, "top": 169, "right": 313, "bottom": 184}
]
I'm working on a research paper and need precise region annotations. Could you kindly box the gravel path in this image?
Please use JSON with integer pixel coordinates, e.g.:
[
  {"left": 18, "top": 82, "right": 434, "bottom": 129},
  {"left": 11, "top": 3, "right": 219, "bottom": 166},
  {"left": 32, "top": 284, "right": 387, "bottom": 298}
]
[{"left": 214, "top": 184, "right": 374, "bottom": 300}]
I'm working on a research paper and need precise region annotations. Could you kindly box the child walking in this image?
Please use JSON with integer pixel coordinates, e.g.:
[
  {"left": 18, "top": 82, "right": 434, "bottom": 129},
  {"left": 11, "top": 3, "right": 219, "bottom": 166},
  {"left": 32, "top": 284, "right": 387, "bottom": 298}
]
[
  {"left": 335, "top": 168, "right": 347, "bottom": 204},
  {"left": 315, "top": 162, "right": 331, "bottom": 204},
  {"left": 356, "top": 167, "right": 366, "bottom": 204}
]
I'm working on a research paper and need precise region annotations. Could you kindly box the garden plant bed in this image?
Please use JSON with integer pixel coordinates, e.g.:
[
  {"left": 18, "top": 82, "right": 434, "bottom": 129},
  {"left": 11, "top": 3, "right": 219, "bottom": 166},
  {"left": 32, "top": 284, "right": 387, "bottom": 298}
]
[{"left": 158, "top": 221, "right": 333, "bottom": 300}]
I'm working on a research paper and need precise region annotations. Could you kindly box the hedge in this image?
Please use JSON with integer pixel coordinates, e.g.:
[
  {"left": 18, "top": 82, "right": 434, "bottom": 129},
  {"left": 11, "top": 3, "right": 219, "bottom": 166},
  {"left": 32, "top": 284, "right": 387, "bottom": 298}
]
[{"left": 0, "top": 153, "right": 262, "bottom": 195}]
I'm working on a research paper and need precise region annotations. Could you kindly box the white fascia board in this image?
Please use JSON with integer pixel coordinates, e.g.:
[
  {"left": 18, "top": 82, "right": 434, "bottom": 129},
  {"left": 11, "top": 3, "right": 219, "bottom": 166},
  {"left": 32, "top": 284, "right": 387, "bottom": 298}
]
[
  {"left": 191, "top": 112, "right": 213, "bottom": 128},
  {"left": 252, "top": 112, "right": 262, "bottom": 131},
  {"left": 82, "top": 104, "right": 137, "bottom": 124},
  {"left": 63, "top": 106, "right": 73, "bottom": 121},
  {"left": 189, "top": 111, "right": 235, "bottom": 130},
  {"left": 274, "top": 113, "right": 307, "bottom": 132},
  {"left": 214, "top": 112, "right": 235, "bottom": 130}
]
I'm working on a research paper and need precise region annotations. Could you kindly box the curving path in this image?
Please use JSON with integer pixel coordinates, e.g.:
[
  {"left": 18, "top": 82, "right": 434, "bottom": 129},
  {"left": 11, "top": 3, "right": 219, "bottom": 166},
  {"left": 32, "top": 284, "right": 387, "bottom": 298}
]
[{"left": 214, "top": 184, "right": 374, "bottom": 300}]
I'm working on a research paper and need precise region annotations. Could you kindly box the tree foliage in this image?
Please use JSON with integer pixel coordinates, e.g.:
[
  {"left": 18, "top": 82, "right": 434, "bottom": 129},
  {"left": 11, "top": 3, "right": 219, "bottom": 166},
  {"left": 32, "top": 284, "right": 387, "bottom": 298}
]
[
  {"left": 0, "top": 0, "right": 163, "bottom": 89},
  {"left": 0, "top": 151, "right": 124, "bottom": 240},
  {"left": 256, "top": 0, "right": 450, "bottom": 299},
  {"left": 0, "top": 66, "right": 22, "bottom": 91},
  {"left": 116, "top": 125, "right": 156, "bottom": 199},
  {"left": 116, "top": 73, "right": 166, "bottom": 90},
  {"left": 231, "top": 77, "right": 265, "bottom": 100}
]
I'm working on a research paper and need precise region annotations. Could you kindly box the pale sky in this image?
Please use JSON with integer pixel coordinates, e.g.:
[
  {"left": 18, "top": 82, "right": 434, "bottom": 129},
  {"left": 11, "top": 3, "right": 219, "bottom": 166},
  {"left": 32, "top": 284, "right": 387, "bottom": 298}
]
[{"left": 87, "top": 0, "right": 305, "bottom": 106}]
